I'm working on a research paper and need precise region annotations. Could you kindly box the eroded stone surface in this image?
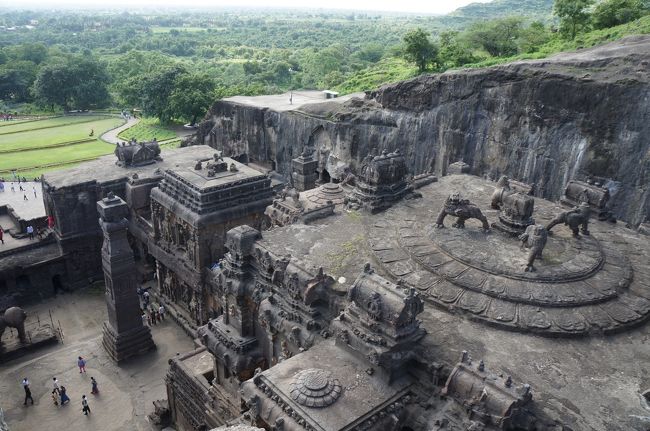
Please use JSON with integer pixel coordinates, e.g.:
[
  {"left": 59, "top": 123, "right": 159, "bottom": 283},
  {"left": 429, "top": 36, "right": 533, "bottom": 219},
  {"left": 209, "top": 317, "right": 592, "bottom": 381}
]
[{"left": 368, "top": 175, "right": 650, "bottom": 336}]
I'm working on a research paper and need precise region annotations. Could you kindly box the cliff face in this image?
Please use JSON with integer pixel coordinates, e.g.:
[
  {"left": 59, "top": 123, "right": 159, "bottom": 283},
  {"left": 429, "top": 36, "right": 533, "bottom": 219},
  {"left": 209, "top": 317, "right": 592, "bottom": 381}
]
[{"left": 196, "top": 36, "right": 650, "bottom": 225}]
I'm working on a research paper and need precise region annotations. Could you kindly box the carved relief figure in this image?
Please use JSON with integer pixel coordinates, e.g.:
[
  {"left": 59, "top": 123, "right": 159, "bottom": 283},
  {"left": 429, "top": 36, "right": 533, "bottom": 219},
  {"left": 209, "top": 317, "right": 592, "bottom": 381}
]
[
  {"left": 518, "top": 225, "right": 548, "bottom": 272},
  {"left": 435, "top": 193, "right": 490, "bottom": 231}
]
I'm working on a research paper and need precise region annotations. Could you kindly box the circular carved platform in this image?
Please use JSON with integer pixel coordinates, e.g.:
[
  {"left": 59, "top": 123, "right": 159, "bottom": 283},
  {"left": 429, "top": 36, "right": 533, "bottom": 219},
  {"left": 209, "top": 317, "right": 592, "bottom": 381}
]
[
  {"left": 365, "top": 176, "right": 650, "bottom": 337},
  {"left": 290, "top": 368, "right": 342, "bottom": 408}
]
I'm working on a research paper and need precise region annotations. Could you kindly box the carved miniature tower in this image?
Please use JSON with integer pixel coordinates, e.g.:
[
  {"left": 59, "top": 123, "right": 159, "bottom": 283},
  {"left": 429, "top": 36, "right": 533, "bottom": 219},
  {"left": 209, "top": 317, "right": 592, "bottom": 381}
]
[
  {"left": 98, "top": 193, "right": 155, "bottom": 363},
  {"left": 292, "top": 147, "right": 319, "bottom": 191}
]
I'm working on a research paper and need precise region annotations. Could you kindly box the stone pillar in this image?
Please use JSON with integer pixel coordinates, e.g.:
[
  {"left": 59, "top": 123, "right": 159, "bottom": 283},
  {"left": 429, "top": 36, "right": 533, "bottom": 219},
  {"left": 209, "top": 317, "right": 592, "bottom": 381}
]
[
  {"left": 291, "top": 148, "right": 319, "bottom": 191},
  {"left": 98, "top": 193, "right": 155, "bottom": 363}
]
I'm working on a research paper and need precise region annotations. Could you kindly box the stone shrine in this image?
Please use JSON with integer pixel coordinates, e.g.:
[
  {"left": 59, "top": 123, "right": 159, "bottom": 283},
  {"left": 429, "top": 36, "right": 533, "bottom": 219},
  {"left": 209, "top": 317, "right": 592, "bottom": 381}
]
[
  {"left": 291, "top": 148, "right": 319, "bottom": 192},
  {"left": 346, "top": 149, "right": 419, "bottom": 213},
  {"left": 151, "top": 156, "right": 273, "bottom": 329},
  {"left": 98, "top": 193, "right": 155, "bottom": 363},
  {"left": 560, "top": 179, "right": 612, "bottom": 221},
  {"left": 491, "top": 176, "right": 535, "bottom": 236}
]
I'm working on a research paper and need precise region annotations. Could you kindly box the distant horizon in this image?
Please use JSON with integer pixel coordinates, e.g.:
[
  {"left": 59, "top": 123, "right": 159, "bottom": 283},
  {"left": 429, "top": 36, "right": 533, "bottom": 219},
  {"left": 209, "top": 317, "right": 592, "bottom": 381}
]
[{"left": 0, "top": 0, "right": 493, "bottom": 15}]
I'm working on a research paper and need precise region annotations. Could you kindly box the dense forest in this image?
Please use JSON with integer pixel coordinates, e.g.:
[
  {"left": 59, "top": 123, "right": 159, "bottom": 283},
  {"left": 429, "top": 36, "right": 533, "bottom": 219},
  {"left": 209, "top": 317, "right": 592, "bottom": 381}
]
[{"left": 0, "top": 0, "right": 649, "bottom": 124}]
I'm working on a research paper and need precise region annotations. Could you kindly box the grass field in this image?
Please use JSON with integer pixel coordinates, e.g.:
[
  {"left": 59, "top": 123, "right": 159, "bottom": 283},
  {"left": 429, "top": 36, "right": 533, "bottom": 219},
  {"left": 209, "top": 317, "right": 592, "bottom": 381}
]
[
  {"left": 0, "top": 115, "right": 125, "bottom": 178},
  {"left": 0, "top": 115, "right": 112, "bottom": 135},
  {"left": 1, "top": 117, "right": 123, "bottom": 152},
  {"left": 118, "top": 117, "right": 177, "bottom": 142}
]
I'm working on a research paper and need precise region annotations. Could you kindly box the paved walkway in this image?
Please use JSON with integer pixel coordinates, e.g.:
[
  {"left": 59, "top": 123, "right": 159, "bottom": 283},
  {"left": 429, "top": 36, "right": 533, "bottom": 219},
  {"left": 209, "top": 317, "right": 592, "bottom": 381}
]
[
  {"left": 100, "top": 117, "right": 139, "bottom": 145},
  {"left": 0, "top": 291, "right": 194, "bottom": 431},
  {"left": 0, "top": 181, "right": 45, "bottom": 222}
]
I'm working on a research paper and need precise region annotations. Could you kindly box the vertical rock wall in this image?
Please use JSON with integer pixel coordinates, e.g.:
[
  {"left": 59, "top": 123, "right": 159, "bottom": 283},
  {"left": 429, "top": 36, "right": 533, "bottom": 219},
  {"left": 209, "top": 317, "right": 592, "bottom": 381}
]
[{"left": 195, "top": 36, "right": 650, "bottom": 225}]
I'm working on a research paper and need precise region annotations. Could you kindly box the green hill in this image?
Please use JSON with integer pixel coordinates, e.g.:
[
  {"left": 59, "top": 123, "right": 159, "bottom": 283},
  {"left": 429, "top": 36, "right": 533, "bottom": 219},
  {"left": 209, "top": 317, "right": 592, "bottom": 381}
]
[
  {"left": 450, "top": 0, "right": 555, "bottom": 21},
  {"left": 337, "top": 15, "right": 650, "bottom": 93}
]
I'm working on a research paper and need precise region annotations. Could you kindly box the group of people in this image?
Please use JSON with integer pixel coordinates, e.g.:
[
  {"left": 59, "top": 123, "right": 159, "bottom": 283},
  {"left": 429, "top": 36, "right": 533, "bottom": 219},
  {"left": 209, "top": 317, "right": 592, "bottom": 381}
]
[
  {"left": 0, "top": 173, "right": 39, "bottom": 201},
  {"left": 20, "top": 356, "right": 99, "bottom": 417},
  {"left": 138, "top": 287, "right": 166, "bottom": 326},
  {"left": 1, "top": 112, "right": 18, "bottom": 121}
]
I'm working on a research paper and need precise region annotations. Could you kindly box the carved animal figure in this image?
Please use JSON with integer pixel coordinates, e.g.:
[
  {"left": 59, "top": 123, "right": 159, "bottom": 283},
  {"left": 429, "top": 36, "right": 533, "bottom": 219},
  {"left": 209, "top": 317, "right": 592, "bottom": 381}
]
[
  {"left": 546, "top": 203, "right": 591, "bottom": 237},
  {"left": 0, "top": 306, "right": 28, "bottom": 344},
  {"left": 519, "top": 224, "right": 548, "bottom": 272},
  {"left": 435, "top": 193, "right": 490, "bottom": 231}
]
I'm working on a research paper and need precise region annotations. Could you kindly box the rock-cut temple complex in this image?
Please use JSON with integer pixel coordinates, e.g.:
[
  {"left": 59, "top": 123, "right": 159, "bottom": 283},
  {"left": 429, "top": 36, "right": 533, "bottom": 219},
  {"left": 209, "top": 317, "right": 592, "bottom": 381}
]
[{"left": 2, "top": 37, "right": 650, "bottom": 431}]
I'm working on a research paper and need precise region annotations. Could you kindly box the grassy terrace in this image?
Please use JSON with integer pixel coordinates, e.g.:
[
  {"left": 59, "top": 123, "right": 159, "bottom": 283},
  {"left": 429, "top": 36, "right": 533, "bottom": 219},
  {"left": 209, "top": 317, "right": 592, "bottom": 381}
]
[
  {"left": 117, "top": 117, "right": 177, "bottom": 142},
  {"left": 0, "top": 115, "right": 113, "bottom": 135},
  {"left": 0, "top": 114, "right": 124, "bottom": 178}
]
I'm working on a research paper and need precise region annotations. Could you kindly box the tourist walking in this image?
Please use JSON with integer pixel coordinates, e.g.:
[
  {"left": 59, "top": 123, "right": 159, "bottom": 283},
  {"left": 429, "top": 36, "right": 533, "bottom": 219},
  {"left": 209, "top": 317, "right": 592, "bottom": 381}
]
[
  {"left": 78, "top": 356, "right": 86, "bottom": 373},
  {"left": 0, "top": 227, "right": 4, "bottom": 244},
  {"left": 26, "top": 225, "right": 34, "bottom": 239},
  {"left": 150, "top": 307, "right": 157, "bottom": 325},
  {"left": 10, "top": 183, "right": 15, "bottom": 192},
  {"left": 33, "top": 186, "right": 37, "bottom": 198},
  {"left": 22, "top": 378, "right": 34, "bottom": 405},
  {"left": 90, "top": 377, "right": 99, "bottom": 395},
  {"left": 51, "top": 390, "right": 59, "bottom": 406},
  {"left": 23, "top": 193, "right": 28, "bottom": 201},
  {"left": 143, "top": 290, "right": 150, "bottom": 306},
  {"left": 158, "top": 304, "right": 165, "bottom": 320},
  {"left": 59, "top": 386, "right": 70, "bottom": 405},
  {"left": 52, "top": 377, "right": 60, "bottom": 394},
  {"left": 81, "top": 395, "right": 91, "bottom": 415}
]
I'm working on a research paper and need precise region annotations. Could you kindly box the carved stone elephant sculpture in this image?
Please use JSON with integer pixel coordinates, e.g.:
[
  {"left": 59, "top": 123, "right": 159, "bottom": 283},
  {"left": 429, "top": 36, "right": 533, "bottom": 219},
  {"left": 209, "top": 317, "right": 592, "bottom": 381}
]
[
  {"left": 435, "top": 193, "right": 490, "bottom": 231},
  {"left": 546, "top": 203, "right": 591, "bottom": 238},
  {"left": 0, "top": 306, "right": 28, "bottom": 344}
]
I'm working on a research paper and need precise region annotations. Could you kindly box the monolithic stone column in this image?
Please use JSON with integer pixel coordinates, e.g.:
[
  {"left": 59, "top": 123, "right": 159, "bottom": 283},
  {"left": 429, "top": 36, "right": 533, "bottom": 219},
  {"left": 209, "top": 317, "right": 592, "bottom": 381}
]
[{"left": 98, "top": 193, "right": 155, "bottom": 363}]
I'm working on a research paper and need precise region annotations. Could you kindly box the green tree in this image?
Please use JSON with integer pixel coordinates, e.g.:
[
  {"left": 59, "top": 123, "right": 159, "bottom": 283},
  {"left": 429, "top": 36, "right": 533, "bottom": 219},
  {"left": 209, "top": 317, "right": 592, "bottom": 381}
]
[
  {"left": 467, "top": 17, "right": 523, "bottom": 57},
  {"left": 592, "top": 0, "right": 648, "bottom": 29},
  {"left": 356, "top": 43, "right": 385, "bottom": 63},
  {"left": 438, "top": 31, "right": 477, "bottom": 67},
  {"left": 0, "top": 60, "right": 38, "bottom": 102},
  {"left": 518, "top": 21, "right": 552, "bottom": 53},
  {"left": 139, "top": 64, "right": 187, "bottom": 122},
  {"left": 554, "top": 0, "right": 595, "bottom": 39},
  {"left": 403, "top": 28, "right": 439, "bottom": 73},
  {"left": 169, "top": 73, "right": 216, "bottom": 125},
  {"left": 32, "top": 55, "right": 110, "bottom": 111}
]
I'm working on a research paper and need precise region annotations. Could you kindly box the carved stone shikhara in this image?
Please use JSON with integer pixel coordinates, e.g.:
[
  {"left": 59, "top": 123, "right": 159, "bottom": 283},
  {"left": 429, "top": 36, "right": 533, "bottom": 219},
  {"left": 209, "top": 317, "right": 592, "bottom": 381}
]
[
  {"left": 289, "top": 369, "right": 341, "bottom": 408},
  {"left": 435, "top": 193, "right": 490, "bottom": 231},
  {"left": 115, "top": 140, "right": 161, "bottom": 167}
]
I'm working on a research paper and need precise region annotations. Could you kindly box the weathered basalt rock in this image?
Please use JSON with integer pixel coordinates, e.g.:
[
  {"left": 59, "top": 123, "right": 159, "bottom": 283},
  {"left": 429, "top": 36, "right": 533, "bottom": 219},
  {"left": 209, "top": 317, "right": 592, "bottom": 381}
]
[{"left": 195, "top": 36, "right": 650, "bottom": 226}]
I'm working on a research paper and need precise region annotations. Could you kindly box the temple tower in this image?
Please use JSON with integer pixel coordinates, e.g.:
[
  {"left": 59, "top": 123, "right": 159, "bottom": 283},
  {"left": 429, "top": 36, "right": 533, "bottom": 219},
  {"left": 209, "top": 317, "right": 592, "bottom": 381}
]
[{"left": 98, "top": 193, "right": 155, "bottom": 363}]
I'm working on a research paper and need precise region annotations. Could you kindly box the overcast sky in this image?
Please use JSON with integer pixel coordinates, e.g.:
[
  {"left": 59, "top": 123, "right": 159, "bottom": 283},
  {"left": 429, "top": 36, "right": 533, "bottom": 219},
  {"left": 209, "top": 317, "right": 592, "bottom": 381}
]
[{"left": 0, "top": 0, "right": 493, "bottom": 14}]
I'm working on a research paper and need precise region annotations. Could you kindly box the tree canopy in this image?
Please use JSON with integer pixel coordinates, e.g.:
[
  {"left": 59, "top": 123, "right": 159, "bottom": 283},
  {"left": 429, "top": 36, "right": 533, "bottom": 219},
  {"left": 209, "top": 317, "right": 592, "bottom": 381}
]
[
  {"left": 403, "top": 28, "right": 439, "bottom": 73},
  {"left": 32, "top": 55, "right": 110, "bottom": 111},
  {"left": 592, "top": 0, "right": 649, "bottom": 29},
  {"left": 169, "top": 73, "right": 217, "bottom": 125},
  {"left": 554, "top": 0, "right": 595, "bottom": 39}
]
